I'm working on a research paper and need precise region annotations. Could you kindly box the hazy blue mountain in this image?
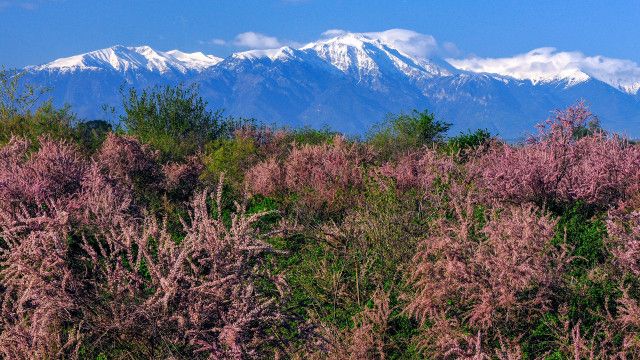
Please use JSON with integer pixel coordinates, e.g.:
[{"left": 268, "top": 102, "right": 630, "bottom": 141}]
[{"left": 20, "top": 33, "right": 640, "bottom": 138}]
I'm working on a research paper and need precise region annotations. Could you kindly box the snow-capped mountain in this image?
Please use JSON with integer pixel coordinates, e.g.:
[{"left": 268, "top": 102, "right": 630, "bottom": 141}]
[
  {"left": 300, "top": 33, "right": 452, "bottom": 84},
  {"left": 448, "top": 47, "right": 640, "bottom": 95},
  {"left": 30, "top": 45, "right": 222, "bottom": 74},
  {"left": 18, "top": 32, "right": 640, "bottom": 138}
]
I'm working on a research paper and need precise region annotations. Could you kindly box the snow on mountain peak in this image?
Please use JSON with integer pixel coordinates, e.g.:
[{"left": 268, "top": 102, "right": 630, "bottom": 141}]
[
  {"left": 303, "top": 32, "right": 375, "bottom": 51},
  {"left": 165, "top": 50, "right": 223, "bottom": 70},
  {"left": 231, "top": 46, "right": 297, "bottom": 61},
  {"left": 447, "top": 47, "right": 640, "bottom": 93},
  {"left": 300, "top": 31, "right": 452, "bottom": 80},
  {"left": 26, "top": 30, "right": 640, "bottom": 96},
  {"left": 33, "top": 45, "right": 222, "bottom": 74}
]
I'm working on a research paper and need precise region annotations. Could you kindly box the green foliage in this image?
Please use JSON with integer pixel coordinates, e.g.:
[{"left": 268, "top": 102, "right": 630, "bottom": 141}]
[
  {"left": 266, "top": 182, "right": 425, "bottom": 357},
  {"left": 121, "top": 84, "right": 242, "bottom": 161},
  {"left": 0, "top": 68, "right": 78, "bottom": 147},
  {"left": 0, "top": 102, "right": 77, "bottom": 146},
  {"left": 0, "top": 68, "right": 49, "bottom": 120},
  {"left": 75, "top": 120, "right": 112, "bottom": 154},
  {"left": 202, "top": 136, "right": 257, "bottom": 188},
  {"left": 527, "top": 202, "right": 620, "bottom": 356},
  {"left": 523, "top": 313, "right": 562, "bottom": 358},
  {"left": 555, "top": 204, "right": 616, "bottom": 333},
  {"left": 572, "top": 115, "right": 603, "bottom": 139},
  {"left": 444, "top": 128, "right": 492, "bottom": 157},
  {"left": 289, "top": 125, "right": 338, "bottom": 145},
  {"left": 553, "top": 202, "right": 607, "bottom": 273},
  {"left": 368, "top": 109, "right": 451, "bottom": 158}
]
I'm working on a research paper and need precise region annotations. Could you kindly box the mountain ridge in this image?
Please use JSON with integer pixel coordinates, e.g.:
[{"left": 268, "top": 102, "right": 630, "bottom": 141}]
[{"left": 18, "top": 31, "right": 640, "bottom": 138}]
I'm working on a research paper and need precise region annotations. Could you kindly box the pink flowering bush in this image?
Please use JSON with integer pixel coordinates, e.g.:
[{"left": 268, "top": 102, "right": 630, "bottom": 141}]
[
  {"left": 234, "top": 125, "right": 290, "bottom": 159},
  {"left": 374, "top": 147, "right": 458, "bottom": 195},
  {"left": 246, "top": 135, "right": 374, "bottom": 210},
  {"left": 0, "top": 210, "right": 80, "bottom": 359},
  {"left": 163, "top": 156, "right": 204, "bottom": 199},
  {"left": 76, "top": 186, "right": 287, "bottom": 359},
  {"left": 607, "top": 210, "right": 640, "bottom": 276},
  {"left": 407, "top": 186, "right": 563, "bottom": 356},
  {"left": 96, "top": 132, "right": 164, "bottom": 190},
  {"left": 0, "top": 136, "right": 85, "bottom": 209},
  {"left": 472, "top": 103, "right": 640, "bottom": 207},
  {"left": 245, "top": 157, "right": 284, "bottom": 196},
  {"left": 0, "top": 180, "right": 290, "bottom": 358},
  {"left": 0, "top": 134, "right": 289, "bottom": 358}
]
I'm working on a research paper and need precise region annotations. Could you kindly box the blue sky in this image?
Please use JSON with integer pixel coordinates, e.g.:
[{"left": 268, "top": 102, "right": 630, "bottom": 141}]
[{"left": 1, "top": 0, "right": 639, "bottom": 67}]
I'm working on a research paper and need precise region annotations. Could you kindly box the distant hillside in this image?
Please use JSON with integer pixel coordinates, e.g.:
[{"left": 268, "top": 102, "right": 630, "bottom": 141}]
[{"left": 21, "top": 32, "right": 640, "bottom": 139}]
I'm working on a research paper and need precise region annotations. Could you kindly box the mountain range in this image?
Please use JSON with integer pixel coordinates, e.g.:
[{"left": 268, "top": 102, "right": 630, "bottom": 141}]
[{"left": 19, "top": 31, "right": 640, "bottom": 139}]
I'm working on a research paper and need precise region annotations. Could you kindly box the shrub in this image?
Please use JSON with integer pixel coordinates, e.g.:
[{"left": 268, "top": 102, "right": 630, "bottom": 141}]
[
  {"left": 246, "top": 135, "right": 373, "bottom": 211},
  {"left": 471, "top": 103, "right": 640, "bottom": 208},
  {"left": 283, "top": 136, "right": 371, "bottom": 209},
  {"left": 163, "top": 156, "right": 204, "bottom": 201},
  {"left": 245, "top": 157, "right": 284, "bottom": 196},
  {"left": 289, "top": 126, "right": 339, "bottom": 146},
  {"left": 407, "top": 188, "right": 562, "bottom": 356},
  {"left": 368, "top": 109, "right": 451, "bottom": 159},
  {"left": 374, "top": 147, "right": 458, "bottom": 196},
  {"left": 0, "top": 212, "right": 80, "bottom": 359},
  {"left": 607, "top": 209, "right": 640, "bottom": 277},
  {"left": 0, "top": 179, "right": 291, "bottom": 358},
  {"left": 444, "top": 128, "right": 492, "bottom": 160},
  {"left": 74, "top": 120, "right": 112, "bottom": 154},
  {"left": 121, "top": 84, "right": 241, "bottom": 161},
  {"left": 233, "top": 125, "right": 291, "bottom": 160},
  {"left": 0, "top": 103, "right": 77, "bottom": 146},
  {"left": 0, "top": 136, "right": 85, "bottom": 211},
  {"left": 202, "top": 136, "right": 258, "bottom": 189},
  {"left": 96, "top": 133, "right": 164, "bottom": 191}
]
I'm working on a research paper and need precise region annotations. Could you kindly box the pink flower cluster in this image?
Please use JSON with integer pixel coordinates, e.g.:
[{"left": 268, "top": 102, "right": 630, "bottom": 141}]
[
  {"left": 0, "top": 135, "right": 288, "bottom": 359},
  {"left": 375, "top": 147, "right": 458, "bottom": 194},
  {"left": 407, "top": 187, "right": 563, "bottom": 357},
  {"left": 246, "top": 135, "right": 373, "bottom": 209},
  {"left": 472, "top": 104, "right": 640, "bottom": 207}
]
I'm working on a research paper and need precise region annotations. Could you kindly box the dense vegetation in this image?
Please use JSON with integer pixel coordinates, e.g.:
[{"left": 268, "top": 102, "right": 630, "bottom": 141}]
[{"left": 0, "top": 73, "right": 639, "bottom": 359}]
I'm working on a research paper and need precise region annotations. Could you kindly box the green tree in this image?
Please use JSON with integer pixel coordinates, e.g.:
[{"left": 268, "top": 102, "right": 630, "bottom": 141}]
[
  {"left": 75, "top": 119, "right": 112, "bottom": 154},
  {"left": 367, "top": 109, "right": 451, "bottom": 159},
  {"left": 445, "top": 128, "right": 492, "bottom": 160},
  {"left": 0, "top": 68, "right": 76, "bottom": 146},
  {"left": 121, "top": 84, "right": 240, "bottom": 161},
  {"left": 0, "top": 68, "right": 49, "bottom": 120},
  {"left": 202, "top": 137, "right": 258, "bottom": 189}
]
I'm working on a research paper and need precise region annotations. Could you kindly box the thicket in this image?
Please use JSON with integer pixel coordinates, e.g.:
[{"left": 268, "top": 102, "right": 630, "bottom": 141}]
[{"left": 1, "top": 73, "right": 639, "bottom": 359}]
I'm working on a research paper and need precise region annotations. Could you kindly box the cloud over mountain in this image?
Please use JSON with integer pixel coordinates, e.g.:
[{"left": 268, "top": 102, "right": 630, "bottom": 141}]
[
  {"left": 448, "top": 47, "right": 640, "bottom": 94},
  {"left": 320, "top": 28, "right": 448, "bottom": 59},
  {"left": 233, "top": 32, "right": 284, "bottom": 49},
  {"left": 19, "top": 29, "right": 640, "bottom": 138}
]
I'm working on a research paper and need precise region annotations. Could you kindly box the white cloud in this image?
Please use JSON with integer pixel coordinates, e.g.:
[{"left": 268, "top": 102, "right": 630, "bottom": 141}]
[
  {"left": 318, "top": 28, "right": 458, "bottom": 59},
  {"left": 233, "top": 32, "right": 283, "bottom": 49},
  {"left": 448, "top": 47, "right": 640, "bottom": 93},
  {"left": 442, "top": 42, "right": 461, "bottom": 57},
  {"left": 208, "top": 29, "right": 456, "bottom": 58},
  {"left": 363, "top": 29, "right": 439, "bottom": 59},
  {"left": 202, "top": 38, "right": 226, "bottom": 46},
  {"left": 0, "top": 0, "right": 61, "bottom": 10},
  {"left": 321, "top": 29, "right": 348, "bottom": 38}
]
